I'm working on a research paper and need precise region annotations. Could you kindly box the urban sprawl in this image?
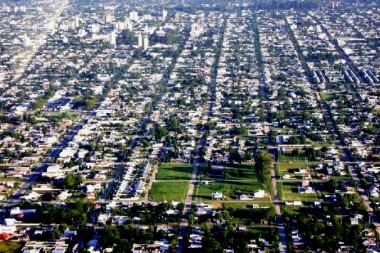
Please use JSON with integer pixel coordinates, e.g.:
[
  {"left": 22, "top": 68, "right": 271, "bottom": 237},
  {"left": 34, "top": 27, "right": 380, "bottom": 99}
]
[{"left": 0, "top": 0, "right": 379, "bottom": 252}]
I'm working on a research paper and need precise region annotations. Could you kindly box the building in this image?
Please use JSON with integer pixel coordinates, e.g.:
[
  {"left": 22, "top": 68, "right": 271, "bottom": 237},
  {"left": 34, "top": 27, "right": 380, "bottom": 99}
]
[
  {"left": 137, "top": 33, "right": 143, "bottom": 47},
  {"left": 74, "top": 16, "right": 80, "bottom": 29},
  {"left": 162, "top": 9, "right": 167, "bottom": 20},
  {"left": 211, "top": 192, "right": 223, "bottom": 199},
  {"left": 190, "top": 23, "right": 203, "bottom": 37},
  {"left": 129, "top": 11, "right": 138, "bottom": 21},
  {"left": 89, "top": 24, "right": 99, "bottom": 34},
  {"left": 253, "top": 190, "right": 266, "bottom": 198},
  {"left": 109, "top": 31, "right": 116, "bottom": 48},
  {"left": 22, "top": 34, "right": 30, "bottom": 48},
  {"left": 143, "top": 36, "right": 149, "bottom": 50},
  {"left": 104, "top": 13, "right": 113, "bottom": 23},
  {"left": 125, "top": 19, "right": 133, "bottom": 30},
  {"left": 0, "top": 225, "right": 16, "bottom": 234}
]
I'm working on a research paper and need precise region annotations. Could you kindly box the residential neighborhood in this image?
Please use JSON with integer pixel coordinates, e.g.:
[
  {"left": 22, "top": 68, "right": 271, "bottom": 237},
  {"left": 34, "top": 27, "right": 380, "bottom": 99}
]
[{"left": 0, "top": 0, "right": 380, "bottom": 252}]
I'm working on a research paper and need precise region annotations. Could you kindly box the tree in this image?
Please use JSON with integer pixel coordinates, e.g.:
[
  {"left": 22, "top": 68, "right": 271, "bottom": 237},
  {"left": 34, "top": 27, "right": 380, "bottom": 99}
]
[
  {"left": 63, "top": 174, "right": 82, "bottom": 190},
  {"left": 165, "top": 31, "right": 178, "bottom": 45},
  {"left": 244, "top": 150, "right": 253, "bottom": 161},
  {"left": 254, "top": 150, "right": 272, "bottom": 185},
  {"left": 58, "top": 223, "right": 68, "bottom": 233},
  {"left": 328, "top": 178, "right": 338, "bottom": 192},
  {"left": 188, "top": 214, "right": 195, "bottom": 224},
  {"left": 114, "top": 239, "right": 131, "bottom": 253},
  {"left": 63, "top": 174, "right": 76, "bottom": 189},
  {"left": 102, "top": 226, "right": 120, "bottom": 247},
  {"left": 85, "top": 97, "right": 97, "bottom": 110}
]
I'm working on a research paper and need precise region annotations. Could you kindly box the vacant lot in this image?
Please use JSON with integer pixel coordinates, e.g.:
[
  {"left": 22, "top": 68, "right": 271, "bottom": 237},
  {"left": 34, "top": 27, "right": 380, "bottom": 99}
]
[
  {"left": 197, "top": 163, "right": 256, "bottom": 180},
  {"left": 0, "top": 242, "right": 24, "bottom": 253},
  {"left": 149, "top": 182, "right": 189, "bottom": 202},
  {"left": 155, "top": 163, "right": 193, "bottom": 180}
]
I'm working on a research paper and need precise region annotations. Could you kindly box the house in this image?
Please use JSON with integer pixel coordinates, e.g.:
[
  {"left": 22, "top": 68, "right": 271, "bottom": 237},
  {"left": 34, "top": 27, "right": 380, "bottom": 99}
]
[
  {"left": 10, "top": 207, "right": 36, "bottom": 216},
  {"left": 298, "top": 186, "right": 313, "bottom": 194},
  {"left": 57, "top": 191, "right": 72, "bottom": 201},
  {"left": 253, "top": 190, "right": 266, "bottom": 198},
  {"left": 212, "top": 192, "right": 223, "bottom": 199},
  {"left": 21, "top": 191, "right": 41, "bottom": 201},
  {"left": 4, "top": 218, "right": 17, "bottom": 226},
  {"left": 350, "top": 217, "right": 359, "bottom": 225}
]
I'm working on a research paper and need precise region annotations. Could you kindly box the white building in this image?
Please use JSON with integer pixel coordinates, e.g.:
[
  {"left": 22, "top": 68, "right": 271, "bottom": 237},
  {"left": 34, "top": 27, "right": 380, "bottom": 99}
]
[
  {"left": 104, "top": 13, "right": 113, "bottom": 23},
  {"left": 211, "top": 192, "right": 223, "bottom": 199},
  {"left": 190, "top": 23, "right": 203, "bottom": 37},
  {"left": 0, "top": 225, "right": 16, "bottom": 234},
  {"left": 74, "top": 16, "right": 80, "bottom": 29},
  {"left": 143, "top": 36, "right": 149, "bottom": 50},
  {"left": 129, "top": 11, "right": 138, "bottom": 21},
  {"left": 89, "top": 24, "right": 99, "bottom": 34},
  {"left": 109, "top": 31, "right": 117, "bottom": 48},
  {"left": 126, "top": 19, "right": 133, "bottom": 30},
  {"left": 137, "top": 33, "right": 143, "bottom": 47},
  {"left": 22, "top": 34, "right": 30, "bottom": 48},
  {"left": 253, "top": 190, "right": 266, "bottom": 198},
  {"left": 162, "top": 9, "right": 167, "bottom": 20}
]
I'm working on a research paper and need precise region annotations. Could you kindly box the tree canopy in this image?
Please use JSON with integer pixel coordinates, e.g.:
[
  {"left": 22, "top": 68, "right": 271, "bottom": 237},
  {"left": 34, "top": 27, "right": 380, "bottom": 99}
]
[{"left": 254, "top": 150, "right": 272, "bottom": 185}]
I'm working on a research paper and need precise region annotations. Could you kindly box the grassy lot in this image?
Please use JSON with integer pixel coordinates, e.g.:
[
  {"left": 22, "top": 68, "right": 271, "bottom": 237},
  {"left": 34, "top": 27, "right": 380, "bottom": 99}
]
[
  {"left": 276, "top": 182, "right": 284, "bottom": 200},
  {"left": 155, "top": 163, "right": 193, "bottom": 180},
  {"left": 320, "top": 92, "right": 336, "bottom": 101},
  {"left": 42, "top": 112, "right": 81, "bottom": 121},
  {"left": 221, "top": 202, "right": 273, "bottom": 210},
  {"left": 247, "top": 227, "right": 276, "bottom": 235},
  {"left": 278, "top": 162, "right": 309, "bottom": 174},
  {"left": 149, "top": 182, "right": 189, "bottom": 202},
  {"left": 0, "top": 241, "right": 24, "bottom": 253},
  {"left": 193, "top": 181, "right": 271, "bottom": 201},
  {"left": 281, "top": 181, "right": 318, "bottom": 201},
  {"left": 282, "top": 205, "right": 309, "bottom": 216},
  {"left": 223, "top": 163, "right": 255, "bottom": 179},
  {"left": 197, "top": 163, "right": 256, "bottom": 180},
  {"left": 278, "top": 153, "right": 310, "bottom": 163}
]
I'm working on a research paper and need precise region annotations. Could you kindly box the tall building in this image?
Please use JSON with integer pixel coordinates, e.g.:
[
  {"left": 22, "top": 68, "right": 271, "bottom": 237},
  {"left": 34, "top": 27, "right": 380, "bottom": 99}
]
[
  {"left": 90, "top": 24, "right": 100, "bottom": 34},
  {"left": 138, "top": 32, "right": 143, "bottom": 47},
  {"left": 109, "top": 31, "right": 117, "bottom": 48},
  {"left": 129, "top": 11, "right": 138, "bottom": 21},
  {"left": 144, "top": 24, "right": 149, "bottom": 34},
  {"left": 126, "top": 19, "right": 133, "bottom": 31},
  {"left": 162, "top": 9, "right": 167, "bottom": 20},
  {"left": 113, "top": 22, "right": 125, "bottom": 30},
  {"left": 104, "top": 13, "right": 113, "bottom": 23},
  {"left": 75, "top": 16, "right": 80, "bottom": 28},
  {"left": 22, "top": 34, "right": 30, "bottom": 48},
  {"left": 143, "top": 36, "right": 149, "bottom": 50}
]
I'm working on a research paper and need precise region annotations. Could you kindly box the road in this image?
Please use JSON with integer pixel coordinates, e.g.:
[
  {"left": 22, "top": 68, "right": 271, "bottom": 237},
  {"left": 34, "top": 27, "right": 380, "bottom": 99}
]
[
  {"left": 1, "top": 116, "right": 88, "bottom": 213},
  {"left": 100, "top": 114, "right": 150, "bottom": 201},
  {"left": 309, "top": 15, "right": 380, "bottom": 231},
  {"left": 269, "top": 148, "right": 288, "bottom": 252}
]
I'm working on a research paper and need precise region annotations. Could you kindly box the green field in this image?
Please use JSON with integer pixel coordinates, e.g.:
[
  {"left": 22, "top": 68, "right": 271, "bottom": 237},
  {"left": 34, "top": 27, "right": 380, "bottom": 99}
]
[
  {"left": 149, "top": 182, "right": 189, "bottom": 201},
  {"left": 193, "top": 181, "right": 270, "bottom": 201},
  {"left": 155, "top": 163, "right": 193, "bottom": 180},
  {"left": 278, "top": 162, "right": 312, "bottom": 178},
  {"left": 220, "top": 202, "right": 273, "bottom": 210},
  {"left": 0, "top": 241, "right": 24, "bottom": 253},
  {"left": 320, "top": 92, "right": 336, "bottom": 101},
  {"left": 197, "top": 163, "right": 256, "bottom": 180}
]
